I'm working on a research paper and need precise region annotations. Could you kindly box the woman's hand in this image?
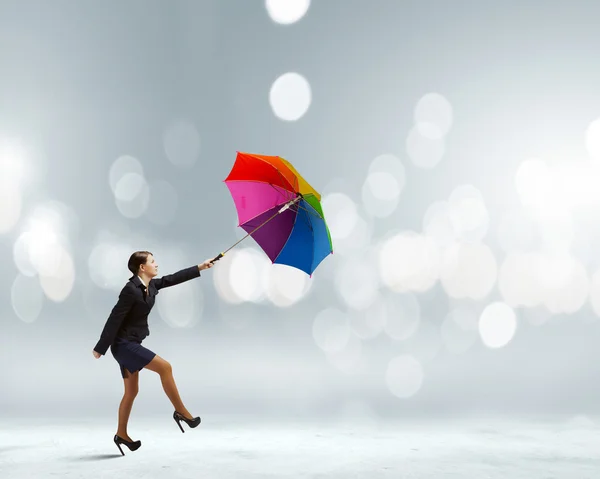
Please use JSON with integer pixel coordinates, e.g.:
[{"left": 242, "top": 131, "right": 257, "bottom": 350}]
[
  {"left": 198, "top": 259, "right": 215, "bottom": 271},
  {"left": 93, "top": 350, "right": 102, "bottom": 359}
]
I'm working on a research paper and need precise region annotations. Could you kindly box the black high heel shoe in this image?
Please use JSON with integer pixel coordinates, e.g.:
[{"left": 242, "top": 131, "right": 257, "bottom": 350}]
[
  {"left": 173, "top": 411, "right": 201, "bottom": 433},
  {"left": 113, "top": 434, "right": 141, "bottom": 456}
]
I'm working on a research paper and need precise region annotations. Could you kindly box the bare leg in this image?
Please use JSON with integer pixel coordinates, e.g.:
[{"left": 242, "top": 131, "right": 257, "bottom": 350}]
[
  {"left": 144, "top": 355, "right": 193, "bottom": 419},
  {"left": 117, "top": 369, "right": 139, "bottom": 441}
]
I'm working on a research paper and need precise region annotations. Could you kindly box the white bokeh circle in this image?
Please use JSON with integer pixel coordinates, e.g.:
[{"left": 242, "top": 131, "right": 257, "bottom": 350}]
[
  {"left": 265, "top": 0, "right": 310, "bottom": 24},
  {"left": 11, "top": 274, "right": 44, "bottom": 323},
  {"left": 385, "top": 355, "right": 424, "bottom": 399},
  {"left": 157, "top": 280, "right": 203, "bottom": 328},
  {"left": 265, "top": 262, "right": 311, "bottom": 307},
  {"left": 312, "top": 307, "right": 350, "bottom": 353},
  {"left": 269, "top": 72, "right": 312, "bottom": 121},
  {"left": 440, "top": 241, "right": 497, "bottom": 300},
  {"left": 414, "top": 92, "right": 453, "bottom": 139},
  {"left": 0, "top": 182, "right": 22, "bottom": 234},
  {"left": 378, "top": 231, "right": 440, "bottom": 293},
  {"left": 383, "top": 292, "right": 421, "bottom": 341},
  {"left": 109, "top": 155, "right": 144, "bottom": 194},
  {"left": 478, "top": 302, "right": 517, "bottom": 349},
  {"left": 406, "top": 126, "right": 445, "bottom": 169},
  {"left": 114, "top": 172, "right": 150, "bottom": 219}
]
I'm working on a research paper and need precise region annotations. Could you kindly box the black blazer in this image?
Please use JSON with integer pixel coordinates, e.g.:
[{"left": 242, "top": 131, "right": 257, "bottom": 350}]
[{"left": 94, "top": 265, "right": 201, "bottom": 355}]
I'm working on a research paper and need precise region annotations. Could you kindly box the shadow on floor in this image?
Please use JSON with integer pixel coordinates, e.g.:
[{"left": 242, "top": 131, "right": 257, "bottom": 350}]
[{"left": 66, "top": 453, "right": 123, "bottom": 461}]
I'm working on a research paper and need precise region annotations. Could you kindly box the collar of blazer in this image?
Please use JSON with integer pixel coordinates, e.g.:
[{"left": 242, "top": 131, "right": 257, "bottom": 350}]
[
  {"left": 129, "top": 275, "right": 158, "bottom": 297},
  {"left": 130, "top": 275, "right": 148, "bottom": 291}
]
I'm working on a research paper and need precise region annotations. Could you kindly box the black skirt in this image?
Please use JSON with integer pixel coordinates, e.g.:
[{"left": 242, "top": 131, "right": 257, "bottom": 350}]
[{"left": 110, "top": 337, "right": 156, "bottom": 378}]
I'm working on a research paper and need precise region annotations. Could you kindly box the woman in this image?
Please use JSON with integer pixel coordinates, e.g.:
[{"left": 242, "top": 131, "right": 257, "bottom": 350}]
[{"left": 92, "top": 250, "right": 214, "bottom": 455}]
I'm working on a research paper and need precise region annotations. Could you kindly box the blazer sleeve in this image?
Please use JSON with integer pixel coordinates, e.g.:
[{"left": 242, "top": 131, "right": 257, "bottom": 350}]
[
  {"left": 151, "top": 265, "right": 200, "bottom": 291},
  {"left": 93, "top": 285, "right": 136, "bottom": 355}
]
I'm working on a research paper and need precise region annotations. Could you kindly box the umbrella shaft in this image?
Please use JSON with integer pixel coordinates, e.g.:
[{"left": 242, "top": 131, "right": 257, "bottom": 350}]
[{"left": 212, "top": 196, "right": 301, "bottom": 262}]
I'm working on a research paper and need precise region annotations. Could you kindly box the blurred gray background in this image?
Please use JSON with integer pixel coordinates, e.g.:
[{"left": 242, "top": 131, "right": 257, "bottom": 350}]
[{"left": 2, "top": 0, "right": 600, "bottom": 422}]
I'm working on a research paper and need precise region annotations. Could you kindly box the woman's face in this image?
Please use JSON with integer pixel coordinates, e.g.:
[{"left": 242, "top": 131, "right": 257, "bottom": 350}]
[{"left": 140, "top": 254, "right": 158, "bottom": 278}]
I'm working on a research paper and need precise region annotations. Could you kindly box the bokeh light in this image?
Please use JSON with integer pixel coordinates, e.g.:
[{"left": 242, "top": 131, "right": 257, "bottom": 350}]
[
  {"left": 385, "top": 354, "right": 424, "bottom": 399},
  {"left": 0, "top": 136, "right": 33, "bottom": 190},
  {"left": 382, "top": 292, "right": 421, "bottom": 341},
  {"left": 440, "top": 241, "right": 497, "bottom": 300},
  {"left": 157, "top": 279, "right": 203, "bottom": 328},
  {"left": 265, "top": 0, "right": 310, "bottom": 25},
  {"left": 38, "top": 243, "right": 76, "bottom": 302},
  {"left": 424, "top": 185, "right": 489, "bottom": 246},
  {"left": 88, "top": 237, "right": 133, "bottom": 291},
  {"left": 0, "top": 136, "right": 36, "bottom": 234},
  {"left": 585, "top": 118, "right": 600, "bottom": 160},
  {"left": 379, "top": 231, "right": 441, "bottom": 293},
  {"left": 334, "top": 254, "right": 379, "bottom": 310},
  {"left": 496, "top": 209, "right": 536, "bottom": 253},
  {"left": 213, "top": 249, "right": 243, "bottom": 304},
  {"left": 414, "top": 92, "right": 453, "bottom": 140},
  {"left": 325, "top": 331, "right": 363, "bottom": 375},
  {"left": 0, "top": 183, "right": 22, "bottom": 234},
  {"left": 312, "top": 307, "right": 350, "bottom": 353},
  {"left": 423, "top": 201, "right": 455, "bottom": 247},
  {"left": 478, "top": 302, "right": 517, "bottom": 349},
  {"left": 321, "top": 192, "right": 359, "bottom": 240},
  {"left": 269, "top": 72, "right": 311, "bottom": 121},
  {"left": 361, "top": 153, "right": 406, "bottom": 218},
  {"left": 589, "top": 270, "right": 600, "bottom": 318},
  {"left": 11, "top": 273, "right": 44, "bottom": 323},
  {"left": 13, "top": 232, "right": 37, "bottom": 277},
  {"left": 348, "top": 293, "right": 387, "bottom": 339},
  {"left": 498, "top": 251, "right": 544, "bottom": 308},
  {"left": 109, "top": 155, "right": 144, "bottom": 194},
  {"left": 264, "top": 262, "right": 311, "bottom": 307},
  {"left": 498, "top": 251, "right": 589, "bottom": 314},
  {"left": 447, "top": 185, "right": 490, "bottom": 242},
  {"left": 114, "top": 172, "right": 150, "bottom": 219},
  {"left": 14, "top": 201, "right": 78, "bottom": 302},
  {"left": 403, "top": 319, "right": 443, "bottom": 364},
  {"left": 229, "top": 247, "right": 269, "bottom": 303},
  {"left": 406, "top": 125, "right": 445, "bottom": 169}
]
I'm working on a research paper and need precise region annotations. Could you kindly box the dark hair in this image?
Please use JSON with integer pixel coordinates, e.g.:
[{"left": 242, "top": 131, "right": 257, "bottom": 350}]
[{"left": 128, "top": 251, "right": 153, "bottom": 275}]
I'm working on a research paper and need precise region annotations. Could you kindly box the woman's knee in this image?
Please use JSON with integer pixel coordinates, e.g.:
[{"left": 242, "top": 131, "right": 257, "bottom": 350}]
[
  {"left": 146, "top": 355, "right": 172, "bottom": 376},
  {"left": 124, "top": 385, "right": 139, "bottom": 399},
  {"left": 160, "top": 359, "right": 173, "bottom": 375}
]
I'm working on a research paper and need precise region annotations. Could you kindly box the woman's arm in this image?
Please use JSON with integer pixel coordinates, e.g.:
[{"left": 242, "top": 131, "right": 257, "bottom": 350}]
[
  {"left": 151, "top": 260, "right": 213, "bottom": 290},
  {"left": 93, "top": 286, "right": 136, "bottom": 356}
]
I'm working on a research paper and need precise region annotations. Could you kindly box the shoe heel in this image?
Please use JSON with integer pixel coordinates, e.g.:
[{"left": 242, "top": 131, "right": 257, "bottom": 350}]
[
  {"left": 114, "top": 439, "right": 125, "bottom": 456},
  {"left": 174, "top": 416, "right": 185, "bottom": 433}
]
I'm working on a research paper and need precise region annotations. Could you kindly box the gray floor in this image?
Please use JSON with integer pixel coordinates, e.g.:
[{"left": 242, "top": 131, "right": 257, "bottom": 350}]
[{"left": 1, "top": 415, "right": 599, "bottom": 478}]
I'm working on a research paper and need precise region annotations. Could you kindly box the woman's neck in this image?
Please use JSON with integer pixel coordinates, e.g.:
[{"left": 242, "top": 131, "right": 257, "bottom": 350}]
[{"left": 138, "top": 273, "right": 151, "bottom": 286}]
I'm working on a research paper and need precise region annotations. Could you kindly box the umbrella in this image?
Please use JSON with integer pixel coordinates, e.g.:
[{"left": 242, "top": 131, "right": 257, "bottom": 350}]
[{"left": 211, "top": 151, "right": 333, "bottom": 276}]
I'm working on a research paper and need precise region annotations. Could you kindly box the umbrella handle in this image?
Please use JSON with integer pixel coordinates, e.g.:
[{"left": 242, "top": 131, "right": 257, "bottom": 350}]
[{"left": 210, "top": 253, "right": 224, "bottom": 263}]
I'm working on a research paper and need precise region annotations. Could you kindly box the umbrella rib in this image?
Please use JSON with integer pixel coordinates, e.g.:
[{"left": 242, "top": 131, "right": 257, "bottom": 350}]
[
  {"left": 222, "top": 197, "right": 301, "bottom": 257},
  {"left": 290, "top": 203, "right": 321, "bottom": 219},
  {"left": 296, "top": 202, "right": 313, "bottom": 232},
  {"left": 272, "top": 207, "right": 299, "bottom": 265},
  {"left": 240, "top": 153, "right": 298, "bottom": 191},
  {"left": 274, "top": 162, "right": 299, "bottom": 193},
  {"left": 289, "top": 197, "right": 322, "bottom": 220}
]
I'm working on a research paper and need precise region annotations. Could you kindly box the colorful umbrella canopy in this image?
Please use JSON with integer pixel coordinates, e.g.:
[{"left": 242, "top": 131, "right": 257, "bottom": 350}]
[{"left": 214, "top": 152, "right": 333, "bottom": 276}]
